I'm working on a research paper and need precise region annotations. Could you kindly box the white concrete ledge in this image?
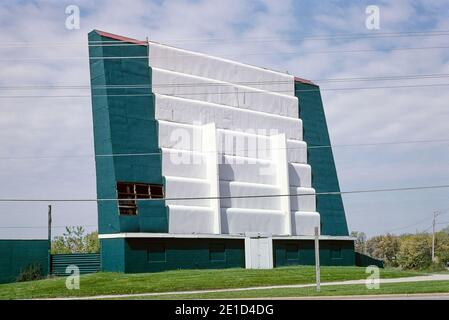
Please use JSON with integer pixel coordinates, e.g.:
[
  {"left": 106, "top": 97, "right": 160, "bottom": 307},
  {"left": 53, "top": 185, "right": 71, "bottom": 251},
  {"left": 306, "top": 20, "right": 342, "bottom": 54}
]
[{"left": 98, "top": 233, "right": 356, "bottom": 241}]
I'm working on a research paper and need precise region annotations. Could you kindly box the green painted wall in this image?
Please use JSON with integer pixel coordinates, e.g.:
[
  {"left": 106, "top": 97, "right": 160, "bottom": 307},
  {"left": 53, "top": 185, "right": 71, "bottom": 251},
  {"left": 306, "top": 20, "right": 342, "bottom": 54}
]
[
  {"left": 295, "top": 81, "right": 349, "bottom": 236},
  {"left": 0, "top": 240, "right": 49, "bottom": 284},
  {"left": 274, "top": 240, "right": 355, "bottom": 267},
  {"left": 88, "top": 30, "right": 167, "bottom": 235},
  {"left": 100, "top": 238, "right": 125, "bottom": 272},
  {"left": 125, "top": 238, "right": 245, "bottom": 273},
  {"left": 100, "top": 238, "right": 245, "bottom": 273}
]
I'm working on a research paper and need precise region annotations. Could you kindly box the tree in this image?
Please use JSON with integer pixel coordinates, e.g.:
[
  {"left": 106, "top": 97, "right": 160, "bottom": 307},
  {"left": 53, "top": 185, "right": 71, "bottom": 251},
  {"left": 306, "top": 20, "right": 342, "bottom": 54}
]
[
  {"left": 365, "top": 234, "right": 400, "bottom": 267},
  {"left": 364, "top": 229, "right": 449, "bottom": 270},
  {"left": 397, "top": 233, "right": 432, "bottom": 270},
  {"left": 351, "top": 231, "right": 367, "bottom": 254},
  {"left": 52, "top": 226, "right": 99, "bottom": 254},
  {"left": 435, "top": 231, "right": 449, "bottom": 266},
  {"left": 84, "top": 230, "right": 100, "bottom": 253}
]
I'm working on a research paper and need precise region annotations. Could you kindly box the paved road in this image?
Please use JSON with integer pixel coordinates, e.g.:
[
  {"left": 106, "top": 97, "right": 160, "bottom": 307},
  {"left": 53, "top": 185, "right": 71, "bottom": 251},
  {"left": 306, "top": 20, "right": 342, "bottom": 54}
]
[
  {"left": 282, "top": 293, "right": 449, "bottom": 300},
  {"left": 346, "top": 293, "right": 449, "bottom": 300},
  {"left": 43, "top": 274, "right": 449, "bottom": 300}
]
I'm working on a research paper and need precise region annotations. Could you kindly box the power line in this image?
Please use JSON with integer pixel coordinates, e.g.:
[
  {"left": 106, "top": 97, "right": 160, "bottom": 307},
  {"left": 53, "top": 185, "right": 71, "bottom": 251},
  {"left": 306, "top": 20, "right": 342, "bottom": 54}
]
[
  {"left": 2, "top": 217, "right": 448, "bottom": 232},
  {"left": 307, "top": 138, "right": 449, "bottom": 149},
  {"left": 151, "top": 30, "right": 449, "bottom": 43},
  {"left": 0, "top": 184, "right": 448, "bottom": 203},
  {"left": 386, "top": 216, "right": 433, "bottom": 233},
  {"left": 1, "top": 30, "right": 449, "bottom": 48},
  {"left": 1, "top": 82, "right": 449, "bottom": 99},
  {"left": 382, "top": 206, "right": 449, "bottom": 234},
  {"left": 0, "top": 137, "right": 448, "bottom": 161},
  {"left": 314, "top": 73, "right": 449, "bottom": 83},
  {"left": 1, "top": 44, "right": 449, "bottom": 61},
  {"left": 2, "top": 73, "right": 449, "bottom": 91},
  {"left": 0, "top": 225, "right": 97, "bottom": 229}
]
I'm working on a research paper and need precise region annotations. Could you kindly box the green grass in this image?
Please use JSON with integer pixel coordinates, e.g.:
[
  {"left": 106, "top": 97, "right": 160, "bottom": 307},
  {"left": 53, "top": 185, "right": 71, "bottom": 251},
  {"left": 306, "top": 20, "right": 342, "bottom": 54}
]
[
  {"left": 130, "top": 281, "right": 449, "bottom": 300},
  {"left": 0, "top": 266, "right": 421, "bottom": 300},
  {"left": 430, "top": 270, "right": 449, "bottom": 274}
]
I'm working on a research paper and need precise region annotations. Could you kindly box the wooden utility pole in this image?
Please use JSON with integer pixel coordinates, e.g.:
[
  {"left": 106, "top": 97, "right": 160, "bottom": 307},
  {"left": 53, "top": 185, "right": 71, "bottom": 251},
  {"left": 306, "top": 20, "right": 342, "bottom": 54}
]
[
  {"left": 432, "top": 211, "right": 441, "bottom": 262},
  {"left": 314, "top": 226, "right": 321, "bottom": 292},
  {"left": 48, "top": 205, "right": 52, "bottom": 276}
]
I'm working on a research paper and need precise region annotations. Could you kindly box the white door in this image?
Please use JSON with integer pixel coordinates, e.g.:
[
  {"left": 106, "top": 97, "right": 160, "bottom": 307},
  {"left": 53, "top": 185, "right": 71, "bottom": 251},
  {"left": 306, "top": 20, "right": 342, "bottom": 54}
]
[{"left": 245, "top": 237, "right": 273, "bottom": 269}]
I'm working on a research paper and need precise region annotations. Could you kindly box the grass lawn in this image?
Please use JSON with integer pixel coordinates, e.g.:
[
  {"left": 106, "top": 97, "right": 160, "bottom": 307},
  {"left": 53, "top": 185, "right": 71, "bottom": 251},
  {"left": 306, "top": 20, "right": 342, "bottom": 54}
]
[
  {"left": 129, "top": 280, "right": 449, "bottom": 300},
  {"left": 0, "top": 266, "right": 420, "bottom": 300}
]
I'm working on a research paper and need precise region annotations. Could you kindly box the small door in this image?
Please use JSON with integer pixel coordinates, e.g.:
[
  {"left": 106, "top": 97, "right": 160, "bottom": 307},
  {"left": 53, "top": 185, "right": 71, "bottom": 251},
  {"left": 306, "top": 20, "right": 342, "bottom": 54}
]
[{"left": 245, "top": 237, "right": 273, "bottom": 269}]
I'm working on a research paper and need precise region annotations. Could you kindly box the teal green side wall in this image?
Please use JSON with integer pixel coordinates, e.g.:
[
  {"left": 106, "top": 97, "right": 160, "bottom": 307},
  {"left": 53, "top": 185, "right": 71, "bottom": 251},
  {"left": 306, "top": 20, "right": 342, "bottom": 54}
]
[
  {"left": 355, "top": 252, "right": 384, "bottom": 268},
  {"left": 99, "top": 238, "right": 245, "bottom": 273},
  {"left": 295, "top": 82, "right": 349, "bottom": 236},
  {"left": 100, "top": 238, "right": 125, "bottom": 272},
  {"left": 274, "top": 240, "right": 355, "bottom": 267},
  {"left": 0, "top": 240, "right": 49, "bottom": 284},
  {"left": 88, "top": 30, "right": 167, "bottom": 235}
]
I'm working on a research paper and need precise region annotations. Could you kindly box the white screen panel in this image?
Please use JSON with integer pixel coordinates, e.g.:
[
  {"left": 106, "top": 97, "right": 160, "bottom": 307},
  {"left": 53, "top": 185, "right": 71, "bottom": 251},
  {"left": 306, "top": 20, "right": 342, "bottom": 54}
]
[
  {"left": 152, "top": 67, "right": 298, "bottom": 118},
  {"left": 289, "top": 163, "right": 312, "bottom": 188},
  {"left": 220, "top": 181, "right": 281, "bottom": 210},
  {"left": 168, "top": 205, "right": 215, "bottom": 234},
  {"left": 292, "top": 211, "right": 320, "bottom": 236},
  {"left": 289, "top": 187, "right": 316, "bottom": 212},
  {"left": 155, "top": 94, "right": 303, "bottom": 140},
  {"left": 149, "top": 42, "right": 295, "bottom": 95},
  {"left": 221, "top": 208, "right": 287, "bottom": 235}
]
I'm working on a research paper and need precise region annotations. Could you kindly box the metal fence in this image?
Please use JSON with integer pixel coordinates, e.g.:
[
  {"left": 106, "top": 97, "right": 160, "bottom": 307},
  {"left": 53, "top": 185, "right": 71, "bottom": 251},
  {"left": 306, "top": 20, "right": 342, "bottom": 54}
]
[{"left": 51, "top": 253, "right": 100, "bottom": 276}]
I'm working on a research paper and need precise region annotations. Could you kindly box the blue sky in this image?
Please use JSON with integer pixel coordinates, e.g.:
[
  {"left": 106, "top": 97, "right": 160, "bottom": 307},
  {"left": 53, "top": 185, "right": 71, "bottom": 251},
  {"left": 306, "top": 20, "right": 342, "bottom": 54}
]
[{"left": 0, "top": 0, "right": 449, "bottom": 238}]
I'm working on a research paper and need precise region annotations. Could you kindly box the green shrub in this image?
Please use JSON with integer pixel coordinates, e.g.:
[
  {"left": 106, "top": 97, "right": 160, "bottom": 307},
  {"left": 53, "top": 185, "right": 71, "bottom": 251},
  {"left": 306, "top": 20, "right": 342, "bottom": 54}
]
[
  {"left": 426, "top": 262, "right": 447, "bottom": 273},
  {"left": 397, "top": 234, "right": 432, "bottom": 270},
  {"left": 365, "top": 234, "right": 400, "bottom": 267},
  {"left": 361, "top": 230, "right": 449, "bottom": 271},
  {"left": 435, "top": 232, "right": 449, "bottom": 265},
  {"left": 16, "top": 263, "right": 44, "bottom": 282}
]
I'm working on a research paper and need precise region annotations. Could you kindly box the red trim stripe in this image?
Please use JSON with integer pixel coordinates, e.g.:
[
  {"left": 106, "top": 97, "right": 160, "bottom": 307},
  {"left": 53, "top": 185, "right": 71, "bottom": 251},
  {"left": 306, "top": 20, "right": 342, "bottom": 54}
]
[
  {"left": 93, "top": 30, "right": 147, "bottom": 46},
  {"left": 294, "top": 77, "right": 316, "bottom": 86}
]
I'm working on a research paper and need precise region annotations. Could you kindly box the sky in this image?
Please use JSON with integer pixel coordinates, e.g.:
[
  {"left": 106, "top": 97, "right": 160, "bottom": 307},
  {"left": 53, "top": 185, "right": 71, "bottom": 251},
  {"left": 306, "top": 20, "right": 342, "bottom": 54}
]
[{"left": 0, "top": 0, "right": 448, "bottom": 239}]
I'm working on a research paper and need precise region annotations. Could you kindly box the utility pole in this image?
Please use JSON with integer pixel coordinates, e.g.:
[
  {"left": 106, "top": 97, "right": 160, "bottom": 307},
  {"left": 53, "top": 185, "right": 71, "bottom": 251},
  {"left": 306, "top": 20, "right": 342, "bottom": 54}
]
[
  {"left": 314, "top": 226, "right": 320, "bottom": 292},
  {"left": 48, "top": 205, "right": 52, "bottom": 276},
  {"left": 432, "top": 210, "right": 441, "bottom": 262}
]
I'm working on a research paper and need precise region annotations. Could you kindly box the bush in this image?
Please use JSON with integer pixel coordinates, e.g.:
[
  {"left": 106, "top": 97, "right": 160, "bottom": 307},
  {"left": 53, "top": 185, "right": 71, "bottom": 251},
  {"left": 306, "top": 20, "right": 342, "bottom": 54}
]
[
  {"left": 397, "top": 234, "right": 432, "bottom": 270},
  {"left": 426, "top": 262, "right": 447, "bottom": 273},
  {"left": 435, "top": 231, "right": 449, "bottom": 265},
  {"left": 361, "top": 229, "right": 449, "bottom": 271},
  {"left": 16, "top": 263, "right": 44, "bottom": 282},
  {"left": 365, "top": 234, "right": 400, "bottom": 267}
]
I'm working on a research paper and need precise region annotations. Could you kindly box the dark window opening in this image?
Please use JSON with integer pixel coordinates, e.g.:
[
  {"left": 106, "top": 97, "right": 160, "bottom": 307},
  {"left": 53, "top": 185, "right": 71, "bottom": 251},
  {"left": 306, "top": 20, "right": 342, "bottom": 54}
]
[
  {"left": 148, "top": 243, "right": 166, "bottom": 262},
  {"left": 117, "top": 182, "right": 164, "bottom": 215},
  {"left": 286, "top": 243, "right": 299, "bottom": 261},
  {"left": 209, "top": 243, "right": 226, "bottom": 262},
  {"left": 330, "top": 248, "right": 342, "bottom": 259}
]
